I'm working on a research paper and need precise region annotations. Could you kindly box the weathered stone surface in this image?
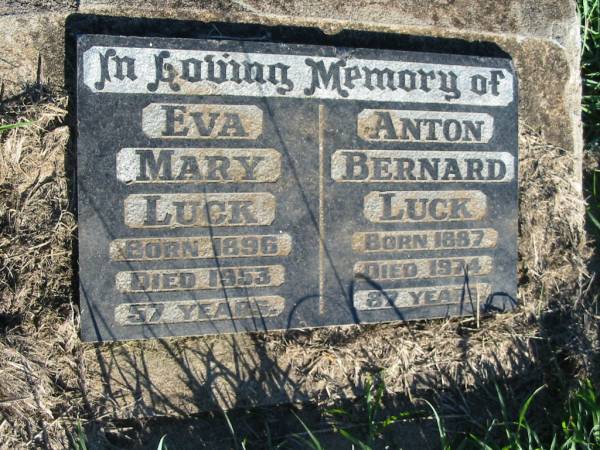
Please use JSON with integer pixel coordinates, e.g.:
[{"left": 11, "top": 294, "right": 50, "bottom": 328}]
[{"left": 0, "top": 0, "right": 583, "bottom": 417}]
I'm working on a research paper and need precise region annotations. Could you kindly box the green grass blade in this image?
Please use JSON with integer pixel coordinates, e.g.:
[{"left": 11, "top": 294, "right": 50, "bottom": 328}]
[
  {"left": 468, "top": 433, "right": 496, "bottom": 450},
  {"left": 156, "top": 435, "right": 168, "bottom": 450},
  {"left": 223, "top": 410, "right": 244, "bottom": 450},
  {"left": 518, "top": 385, "right": 545, "bottom": 428},
  {"left": 292, "top": 412, "right": 326, "bottom": 450},
  {"left": 69, "top": 422, "right": 88, "bottom": 450},
  {"left": 0, "top": 120, "right": 33, "bottom": 133},
  {"left": 325, "top": 407, "right": 349, "bottom": 416},
  {"left": 338, "top": 428, "right": 372, "bottom": 450},
  {"left": 421, "top": 398, "right": 452, "bottom": 450},
  {"left": 587, "top": 209, "right": 600, "bottom": 231}
]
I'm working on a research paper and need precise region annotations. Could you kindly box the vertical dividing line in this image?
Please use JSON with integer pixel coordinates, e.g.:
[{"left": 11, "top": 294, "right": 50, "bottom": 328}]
[
  {"left": 476, "top": 284, "right": 481, "bottom": 329},
  {"left": 319, "top": 104, "right": 325, "bottom": 315}
]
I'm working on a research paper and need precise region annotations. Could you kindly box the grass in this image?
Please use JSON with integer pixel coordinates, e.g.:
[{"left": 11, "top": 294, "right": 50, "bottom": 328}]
[{"left": 297, "top": 378, "right": 600, "bottom": 450}]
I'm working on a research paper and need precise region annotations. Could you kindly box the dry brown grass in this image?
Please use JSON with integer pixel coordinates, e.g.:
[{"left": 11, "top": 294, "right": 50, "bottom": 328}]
[
  {"left": 519, "top": 126, "right": 589, "bottom": 298},
  {"left": 0, "top": 87, "right": 595, "bottom": 448},
  {"left": 0, "top": 90, "right": 82, "bottom": 448}
]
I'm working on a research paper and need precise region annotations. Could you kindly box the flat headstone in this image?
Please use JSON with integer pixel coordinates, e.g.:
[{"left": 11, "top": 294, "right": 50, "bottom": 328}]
[{"left": 76, "top": 33, "right": 517, "bottom": 342}]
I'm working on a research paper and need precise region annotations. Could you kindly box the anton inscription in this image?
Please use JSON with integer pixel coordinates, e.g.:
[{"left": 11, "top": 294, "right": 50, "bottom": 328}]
[{"left": 77, "top": 33, "right": 517, "bottom": 341}]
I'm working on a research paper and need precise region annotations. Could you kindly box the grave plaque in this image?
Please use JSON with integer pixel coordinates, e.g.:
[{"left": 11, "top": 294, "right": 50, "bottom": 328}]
[{"left": 77, "top": 33, "right": 517, "bottom": 342}]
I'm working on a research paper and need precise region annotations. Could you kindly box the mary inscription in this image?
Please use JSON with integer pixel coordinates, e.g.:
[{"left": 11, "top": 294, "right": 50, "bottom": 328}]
[{"left": 77, "top": 34, "right": 517, "bottom": 342}]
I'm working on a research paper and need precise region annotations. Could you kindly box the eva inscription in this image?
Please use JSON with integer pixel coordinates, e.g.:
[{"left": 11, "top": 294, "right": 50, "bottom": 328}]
[{"left": 77, "top": 34, "right": 517, "bottom": 342}]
